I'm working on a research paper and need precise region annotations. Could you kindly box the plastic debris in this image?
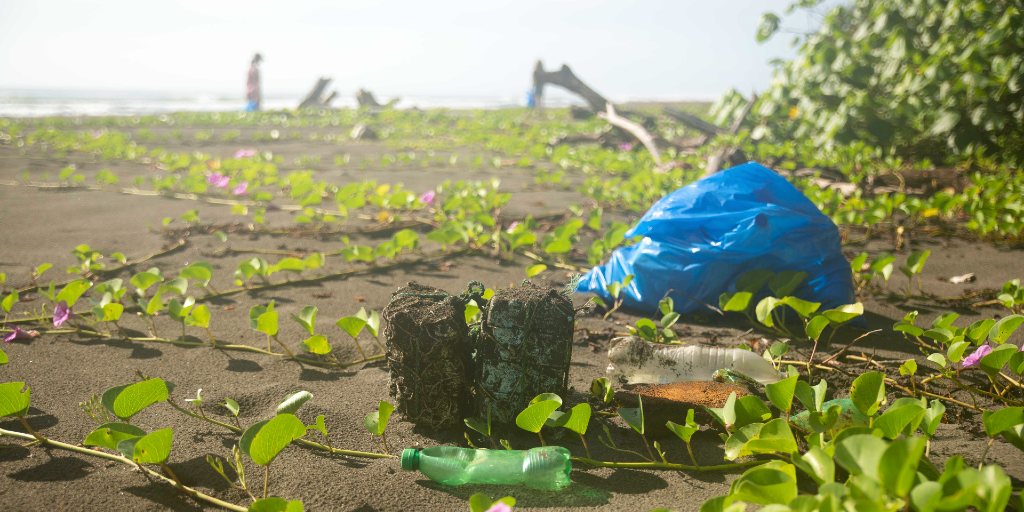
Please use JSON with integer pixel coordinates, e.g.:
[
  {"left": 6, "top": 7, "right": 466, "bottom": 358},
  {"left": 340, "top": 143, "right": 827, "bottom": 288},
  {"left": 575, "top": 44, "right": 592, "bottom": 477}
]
[
  {"left": 607, "top": 337, "right": 786, "bottom": 385},
  {"left": 615, "top": 380, "right": 752, "bottom": 437},
  {"left": 401, "top": 446, "right": 572, "bottom": 490},
  {"left": 577, "top": 162, "right": 855, "bottom": 315}
]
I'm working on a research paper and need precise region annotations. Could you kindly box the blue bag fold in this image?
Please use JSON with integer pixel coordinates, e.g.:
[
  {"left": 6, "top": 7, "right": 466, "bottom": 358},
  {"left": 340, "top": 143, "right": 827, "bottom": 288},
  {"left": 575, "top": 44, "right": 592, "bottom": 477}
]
[{"left": 577, "top": 162, "right": 855, "bottom": 315}]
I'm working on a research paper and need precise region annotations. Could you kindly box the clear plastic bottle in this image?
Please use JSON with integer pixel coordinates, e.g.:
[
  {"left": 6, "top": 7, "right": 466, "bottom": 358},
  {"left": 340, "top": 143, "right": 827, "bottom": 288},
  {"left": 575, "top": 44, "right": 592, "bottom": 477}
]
[{"left": 400, "top": 446, "right": 572, "bottom": 490}]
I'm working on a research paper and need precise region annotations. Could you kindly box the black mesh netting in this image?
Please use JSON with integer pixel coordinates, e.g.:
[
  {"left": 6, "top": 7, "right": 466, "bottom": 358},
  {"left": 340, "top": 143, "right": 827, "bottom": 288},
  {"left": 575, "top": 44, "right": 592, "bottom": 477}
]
[
  {"left": 475, "top": 281, "right": 575, "bottom": 424},
  {"left": 381, "top": 282, "right": 472, "bottom": 429}
]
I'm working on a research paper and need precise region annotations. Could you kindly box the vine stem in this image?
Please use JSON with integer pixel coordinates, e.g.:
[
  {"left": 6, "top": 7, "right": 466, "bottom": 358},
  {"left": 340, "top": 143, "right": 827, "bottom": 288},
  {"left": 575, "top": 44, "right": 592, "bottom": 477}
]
[
  {"left": 571, "top": 457, "right": 765, "bottom": 472},
  {"left": 0, "top": 426, "right": 248, "bottom": 512}
]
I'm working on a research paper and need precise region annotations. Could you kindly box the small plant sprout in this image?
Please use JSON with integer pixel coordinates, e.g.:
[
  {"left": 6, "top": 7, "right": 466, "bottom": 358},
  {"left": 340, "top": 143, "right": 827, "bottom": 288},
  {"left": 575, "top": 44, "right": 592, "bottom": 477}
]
[
  {"left": 187, "top": 304, "right": 215, "bottom": 346},
  {"left": 589, "top": 377, "right": 615, "bottom": 404},
  {"left": 306, "top": 415, "right": 332, "bottom": 450},
  {"left": 355, "top": 307, "right": 385, "bottom": 353},
  {"left": 553, "top": 403, "right": 592, "bottom": 458},
  {"left": 515, "top": 395, "right": 561, "bottom": 446},
  {"left": 363, "top": 400, "right": 395, "bottom": 454},
  {"left": 465, "top": 402, "right": 498, "bottom": 449},
  {"left": 251, "top": 301, "right": 294, "bottom": 357},
  {"left": 208, "top": 444, "right": 257, "bottom": 502},
  {"left": 79, "top": 394, "right": 113, "bottom": 424},
  {"left": 617, "top": 394, "right": 655, "bottom": 461},
  {"left": 167, "top": 296, "right": 196, "bottom": 340},
  {"left": 222, "top": 398, "right": 242, "bottom": 429},
  {"left": 30, "top": 263, "right": 52, "bottom": 285},
  {"left": 2, "top": 290, "right": 18, "bottom": 324},
  {"left": 185, "top": 389, "right": 206, "bottom": 418},
  {"left": 598, "top": 274, "right": 634, "bottom": 320},
  {"left": 336, "top": 314, "right": 369, "bottom": 361},
  {"left": 666, "top": 409, "right": 701, "bottom": 469},
  {"left": 898, "top": 249, "right": 931, "bottom": 296},
  {"left": 180, "top": 261, "right": 218, "bottom": 294}
]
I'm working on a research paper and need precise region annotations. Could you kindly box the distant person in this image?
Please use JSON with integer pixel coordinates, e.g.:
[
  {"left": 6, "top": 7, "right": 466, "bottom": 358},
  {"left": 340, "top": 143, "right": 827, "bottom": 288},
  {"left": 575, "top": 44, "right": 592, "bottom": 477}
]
[{"left": 245, "top": 53, "right": 262, "bottom": 111}]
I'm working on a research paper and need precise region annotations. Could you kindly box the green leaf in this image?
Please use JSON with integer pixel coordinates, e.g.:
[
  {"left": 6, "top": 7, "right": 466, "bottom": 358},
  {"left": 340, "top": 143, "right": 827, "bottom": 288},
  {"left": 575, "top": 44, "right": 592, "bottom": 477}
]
[
  {"left": 180, "top": 262, "right": 214, "bottom": 287},
  {"left": 336, "top": 316, "right": 366, "bottom": 339},
  {"left": 729, "top": 466, "right": 796, "bottom": 506},
  {"left": 84, "top": 422, "right": 146, "bottom": 450},
  {"left": 0, "top": 382, "right": 31, "bottom": 417},
  {"left": 850, "top": 371, "right": 886, "bottom": 417},
  {"left": 880, "top": 437, "right": 927, "bottom": 498},
  {"left": 145, "top": 293, "right": 164, "bottom": 316},
  {"left": 873, "top": 404, "right": 925, "bottom": 440},
  {"left": 1, "top": 291, "right": 17, "bottom": 313},
  {"left": 131, "top": 270, "right": 163, "bottom": 292},
  {"left": 967, "top": 319, "right": 996, "bottom": 343},
  {"left": 768, "top": 271, "right": 807, "bottom": 298},
  {"left": 516, "top": 400, "right": 561, "bottom": 434},
  {"left": 981, "top": 407, "right": 1024, "bottom": 438},
  {"left": 734, "top": 396, "right": 773, "bottom": 429},
  {"left": 929, "top": 110, "right": 960, "bottom": 135},
  {"left": 780, "top": 296, "right": 820, "bottom": 318},
  {"left": 531, "top": 393, "right": 562, "bottom": 406},
  {"left": 821, "top": 303, "right": 864, "bottom": 325},
  {"left": 947, "top": 341, "right": 970, "bottom": 364},
  {"left": 927, "top": 353, "right": 947, "bottom": 368},
  {"left": 793, "top": 379, "right": 826, "bottom": 412},
  {"left": 166, "top": 297, "right": 195, "bottom": 322},
  {"left": 248, "top": 497, "right": 305, "bottom": 512},
  {"left": 736, "top": 269, "right": 774, "bottom": 293},
  {"left": 303, "top": 253, "right": 325, "bottom": 270},
  {"left": 706, "top": 392, "right": 737, "bottom": 430},
  {"left": 526, "top": 264, "right": 547, "bottom": 278},
  {"left": 755, "top": 297, "right": 782, "bottom": 327},
  {"left": 223, "top": 398, "right": 240, "bottom": 417},
  {"left": 617, "top": 397, "right": 646, "bottom": 435},
  {"left": 905, "top": 250, "right": 931, "bottom": 274},
  {"left": 56, "top": 279, "right": 92, "bottom": 307},
  {"left": 1010, "top": 351, "right": 1024, "bottom": 376},
  {"left": 290, "top": 306, "right": 317, "bottom": 335},
  {"left": 765, "top": 375, "right": 798, "bottom": 414},
  {"left": 560, "top": 403, "right": 592, "bottom": 436},
  {"left": 792, "top": 445, "right": 834, "bottom": 485},
  {"left": 804, "top": 315, "right": 830, "bottom": 341},
  {"left": 187, "top": 304, "right": 211, "bottom": 328},
  {"left": 834, "top": 434, "right": 887, "bottom": 479},
  {"left": 590, "top": 377, "right": 614, "bottom": 404},
  {"left": 277, "top": 391, "right": 313, "bottom": 416},
  {"left": 720, "top": 291, "right": 753, "bottom": 312},
  {"left": 256, "top": 311, "right": 279, "bottom": 336},
  {"left": 101, "top": 303, "right": 124, "bottom": 322},
  {"left": 989, "top": 315, "right": 1024, "bottom": 344},
  {"left": 268, "top": 257, "right": 306, "bottom": 275},
  {"left": 158, "top": 277, "right": 188, "bottom": 296},
  {"left": 128, "top": 428, "right": 173, "bottom": 464},
  {"left": 922, "top": 328, "right": 953, "bottom": 344},
  {"left": 109, "top": 378, "right": 169, "bottom": 421},
  {"left": 242, "top": 414, "right": 306, "bottom": 466},
  {"left": 0, "top": 348, "right": 7, "bottom": 365},
  {"left": 899, "top": 360, "right": 918, "bottom": 376},
  {"left": 980, "top": 344, "right": 1018, "bottom": 377},
  {"left": 301, "top": 335, "right": 332, "bottom": 355},
  {"left": 666, "top": 410, "right": 699, "bottom": 443},
  {"left": 362, "top": 401, "right": 395, "bottom": 436}
]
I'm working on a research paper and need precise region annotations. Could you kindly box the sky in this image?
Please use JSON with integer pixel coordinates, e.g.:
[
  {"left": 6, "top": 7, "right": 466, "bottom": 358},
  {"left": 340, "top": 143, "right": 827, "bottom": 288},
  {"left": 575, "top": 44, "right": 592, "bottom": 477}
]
[{"left": 0, "top": 0, "right": 821, "bottom": 101}]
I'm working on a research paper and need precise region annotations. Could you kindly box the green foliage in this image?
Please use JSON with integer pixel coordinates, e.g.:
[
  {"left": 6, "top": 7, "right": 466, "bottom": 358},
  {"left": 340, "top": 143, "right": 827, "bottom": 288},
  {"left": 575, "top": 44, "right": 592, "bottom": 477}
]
[
  {"left": 103, "top": 378, "right": 169, "bottom": 422},
  {"left": 84, "top": 422, "right": 146, "bottom": 450},
  {"left": 515, "top": 400, "right": 561, "bottom": 434},
  {"left": 0, "top": 382, "right": 31, "bottom": 417},
  {"left": 277, "top": 391, "right": 313, "bottom": 416},
  {"left": 248, "top": 498, "right": 304, "bottom": 512},
  {"left": 240, "top": 414, "right": 306, "bottom": 466},
  {"left": 362, "top": 401, "right": 395, "bottom": 436},
  {"left": 120, "top": 428, "right": 173, "bottom": 464}
]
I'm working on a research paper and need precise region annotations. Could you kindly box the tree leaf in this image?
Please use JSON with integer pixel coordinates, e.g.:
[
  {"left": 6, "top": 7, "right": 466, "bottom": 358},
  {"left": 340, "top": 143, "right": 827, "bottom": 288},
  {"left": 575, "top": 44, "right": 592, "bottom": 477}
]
[{"left": 277, "top": 391, "right": 313, "bottom": 416}]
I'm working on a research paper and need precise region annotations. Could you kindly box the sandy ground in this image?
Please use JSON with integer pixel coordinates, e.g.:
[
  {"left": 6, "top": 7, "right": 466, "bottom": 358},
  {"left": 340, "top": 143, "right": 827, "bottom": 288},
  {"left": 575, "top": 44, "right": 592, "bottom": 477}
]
[{"left": 0, "top": 120, "right": 1021, "bottom": 512}]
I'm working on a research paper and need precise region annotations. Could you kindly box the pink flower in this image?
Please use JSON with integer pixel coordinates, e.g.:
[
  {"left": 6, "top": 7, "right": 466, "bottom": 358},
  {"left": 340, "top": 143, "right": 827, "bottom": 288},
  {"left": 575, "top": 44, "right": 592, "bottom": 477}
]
[
  {"left": 618, "top": 142, "right": 634, "bottom": 151},
  {"left": 207, "top": 172, "right": 230, "bottom": 189},
  {"left": 485, "top": 503, "right": 513, "bottom": 512},
  {"left": 53, "top": 300, "right": 79, "bottom": 328},
  {"left": 234, "top": 148, "right": 257, "bottom": 159},
  {"left": 92, "top": 131, "right": 103, "bottom": 139},
  {"left": 961, "top": 345, "right": 992, "bottom": 368},
  {"left": 5, "top": 325, "right": 39, "bottom": 342},
  {"left": 232, "top": 182, "right": 249, "bottom": 195},
  {"left": 506, "top": 221, "right": 519, "bottom": 233},
  {"left": 418, "top": 190, "right": 436, "bottom": 205}
]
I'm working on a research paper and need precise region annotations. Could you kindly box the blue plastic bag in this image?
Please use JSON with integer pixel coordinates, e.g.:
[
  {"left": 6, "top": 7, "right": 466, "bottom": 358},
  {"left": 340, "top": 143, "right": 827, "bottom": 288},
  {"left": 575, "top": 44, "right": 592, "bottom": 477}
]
[{"left": 577, "top": 162, "right": 855, "bottom": 315}]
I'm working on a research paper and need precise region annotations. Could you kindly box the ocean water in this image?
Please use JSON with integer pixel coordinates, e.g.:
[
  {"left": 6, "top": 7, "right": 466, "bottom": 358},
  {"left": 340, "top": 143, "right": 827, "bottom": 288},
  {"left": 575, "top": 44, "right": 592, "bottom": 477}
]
[{"left": 0, "top": 89, "right": 586, "bottom": 117}]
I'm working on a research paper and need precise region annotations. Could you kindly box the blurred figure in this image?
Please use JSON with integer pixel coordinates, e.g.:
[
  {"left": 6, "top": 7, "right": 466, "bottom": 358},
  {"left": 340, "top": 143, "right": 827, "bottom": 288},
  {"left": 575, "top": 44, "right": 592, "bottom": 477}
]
[{"left": 244, "top": 53, "right": 262, "bottom": 111}]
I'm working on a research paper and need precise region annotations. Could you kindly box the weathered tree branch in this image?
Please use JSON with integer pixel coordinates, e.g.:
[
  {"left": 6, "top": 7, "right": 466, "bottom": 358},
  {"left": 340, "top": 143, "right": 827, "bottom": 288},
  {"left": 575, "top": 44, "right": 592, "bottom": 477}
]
[
  {"left": 663, "top": 107, "right": 723, "bottom": 137},
  {"left": 598, "top": 103, "right": 661, "bottom": 166},
  {"left": 298, "top": 78, "right": 335, "bottom": 109},
  {"left": 533, "top": 62, "right": 610, "bottom": 112}
]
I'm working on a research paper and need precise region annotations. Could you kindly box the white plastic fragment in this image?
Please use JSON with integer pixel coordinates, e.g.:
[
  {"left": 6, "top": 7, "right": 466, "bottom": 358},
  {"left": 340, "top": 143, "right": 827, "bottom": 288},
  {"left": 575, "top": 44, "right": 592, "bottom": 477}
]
[{"left": 607, "top": 336, "right": 786, "bottom": 385}]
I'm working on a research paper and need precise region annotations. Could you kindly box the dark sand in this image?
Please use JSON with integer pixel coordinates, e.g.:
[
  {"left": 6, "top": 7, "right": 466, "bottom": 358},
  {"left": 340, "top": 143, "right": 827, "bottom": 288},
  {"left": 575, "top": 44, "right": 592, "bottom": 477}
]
[{"left": 0, "top": 120, "right": 1022, "bottom": 512}]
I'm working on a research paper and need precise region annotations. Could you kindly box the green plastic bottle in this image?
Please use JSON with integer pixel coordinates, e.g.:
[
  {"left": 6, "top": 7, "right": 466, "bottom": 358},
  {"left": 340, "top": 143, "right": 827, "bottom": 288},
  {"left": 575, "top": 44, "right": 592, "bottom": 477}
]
[{"left": 401, "top": 446, "right": 572, "bottom": 490}]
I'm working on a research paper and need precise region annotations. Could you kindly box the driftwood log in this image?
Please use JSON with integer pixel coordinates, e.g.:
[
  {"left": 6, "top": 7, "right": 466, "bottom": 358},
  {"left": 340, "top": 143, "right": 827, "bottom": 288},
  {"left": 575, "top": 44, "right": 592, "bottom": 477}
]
[
  {"left": 356, "top": 89, "right": 400, "bottom": 109},
  {"left": 298, "top": 78, "right": 336, "bottom": 109},
  {"left": 598, "top": 104, "right": 662, "bottom": 166}
]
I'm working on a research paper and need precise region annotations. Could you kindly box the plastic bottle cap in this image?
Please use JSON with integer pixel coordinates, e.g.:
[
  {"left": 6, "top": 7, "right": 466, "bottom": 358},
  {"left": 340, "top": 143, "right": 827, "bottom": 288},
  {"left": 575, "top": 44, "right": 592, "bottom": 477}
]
[{"left": 401, "top": 448, "right": 420, "bottom": 471}]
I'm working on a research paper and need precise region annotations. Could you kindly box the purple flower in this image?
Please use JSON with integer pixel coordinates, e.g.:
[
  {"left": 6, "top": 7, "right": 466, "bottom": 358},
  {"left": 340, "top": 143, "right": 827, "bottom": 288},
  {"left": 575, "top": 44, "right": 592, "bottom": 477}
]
[
  {"left": 207, "top": 172, "right": 230, "bottom": 189},
  {"left": 485, "top": 503, "right": 513, "bottom": 512},
  {"left": 4, "top": 325, "right": 38, "bottom": 342},
  {"left": 234, "top": 148, "right": 257, "bottom": 159},
  {"left": 92, "top": 131, "right": 103, "bottom": 140},
  {"left": 506, "top": 221, "right": 519, "bottom": 233},
  {"left": 418, "top": 190, "right": 436, "bottom": 205},
  {"left": 53, "top": 300, "right": 79, "bottom": 328},
  {"left": 232, "top": 181, "right": 249, "bottom": 195},
  {"left": 618, "top": 142, "right": 634, "bottom": 152},
  {"left": 961, "top": 345, "right": 992, "bottom": 368}
]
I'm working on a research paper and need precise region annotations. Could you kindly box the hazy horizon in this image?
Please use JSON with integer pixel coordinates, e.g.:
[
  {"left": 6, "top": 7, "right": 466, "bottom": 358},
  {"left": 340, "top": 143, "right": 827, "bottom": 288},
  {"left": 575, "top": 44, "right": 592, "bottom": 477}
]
[{"left": 0, "top": 0, "right": 823, "bottom": 103}]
